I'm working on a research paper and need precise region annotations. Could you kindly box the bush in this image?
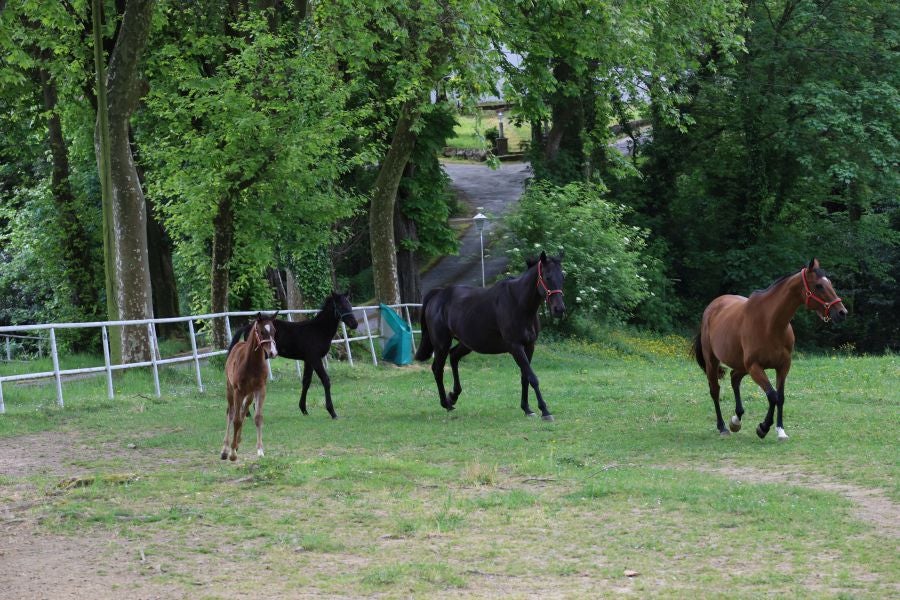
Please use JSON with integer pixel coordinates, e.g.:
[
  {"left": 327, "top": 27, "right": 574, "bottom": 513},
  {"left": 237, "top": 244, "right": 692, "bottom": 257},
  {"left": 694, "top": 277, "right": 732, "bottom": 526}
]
[{"left": 506, "top": 181, "right": 651, "bottom": 322}]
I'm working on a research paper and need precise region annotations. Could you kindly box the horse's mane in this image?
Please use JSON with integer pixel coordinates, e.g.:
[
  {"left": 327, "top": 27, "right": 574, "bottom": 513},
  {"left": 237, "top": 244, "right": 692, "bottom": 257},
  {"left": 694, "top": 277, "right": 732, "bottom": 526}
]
[{"left": 750, "top": 267, "right": 826, "bottom": 297}]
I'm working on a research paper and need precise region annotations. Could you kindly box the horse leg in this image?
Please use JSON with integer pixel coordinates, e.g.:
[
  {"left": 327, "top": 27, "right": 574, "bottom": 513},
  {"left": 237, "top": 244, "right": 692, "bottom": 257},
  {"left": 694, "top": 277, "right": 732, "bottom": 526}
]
[
  {"left": 447, "top": 343, "right": 472, "bottom": 407},
  {"left": 312, "top": 360, "right": 337, "bottom": 419},
  {"left": 747, "top": 364, "right": 778, "bottom": 439},
  {"left": 703, "top": 357, "right": 728, "bottom": 435},
  {"left": 254, "top": 389, "right": 266, "bottom": 457},
  {"left": 431, "top": 346, "right": 453, "bottom": 411},
  {"left": 221, "top": 384, "right": 235, "bottom": 460},
  {"left": 511, "top": 344, "right": 552, "bottom": 421},
  {"left": 231, "top": 395, "right": 249, "bottom": 461},
  {"left": 774, "top": 363, "right": 791, "bottom": 441},
  {"left": 520, "top": 343, "right": 536, "bottom": 417},
  {"left": 729, "top": 370, "right": 747, "bottom": 432},
  {"left": 298, "top": 360, "right": 314, "bottom": 415}
]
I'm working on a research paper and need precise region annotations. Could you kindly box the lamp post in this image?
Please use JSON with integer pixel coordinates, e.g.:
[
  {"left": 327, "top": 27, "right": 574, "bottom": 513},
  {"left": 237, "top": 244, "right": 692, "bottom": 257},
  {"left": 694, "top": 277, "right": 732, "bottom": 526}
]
[{"left": 473, "top": 211, "right": 487, "bottom": 287}]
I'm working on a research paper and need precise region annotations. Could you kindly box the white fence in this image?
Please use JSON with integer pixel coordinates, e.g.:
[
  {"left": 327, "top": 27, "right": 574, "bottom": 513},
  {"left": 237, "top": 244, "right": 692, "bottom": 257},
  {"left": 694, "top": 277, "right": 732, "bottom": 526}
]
[{"left": 0, "top": 303, "right": 422, "bottom": 414}]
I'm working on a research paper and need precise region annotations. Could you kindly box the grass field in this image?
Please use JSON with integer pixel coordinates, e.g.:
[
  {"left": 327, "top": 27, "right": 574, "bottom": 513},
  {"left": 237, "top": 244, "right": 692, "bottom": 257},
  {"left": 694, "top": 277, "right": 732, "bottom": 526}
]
[
  {"left": 447, "top": 111, "right": 532, "bottom": 152},
  {"left": 0, "top": 332, "right": 897, "bottom": 598}
]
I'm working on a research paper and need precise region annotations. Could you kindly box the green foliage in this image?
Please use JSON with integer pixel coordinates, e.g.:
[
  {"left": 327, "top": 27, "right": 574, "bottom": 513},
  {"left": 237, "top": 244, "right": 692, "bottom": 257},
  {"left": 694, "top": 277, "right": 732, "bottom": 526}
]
[
  {"left": 506, "top": 181, "right": 650, "bottom": 321},
  {"left": 139, "top": 4, "right": 362, "bottom": 314},
  {"left": 614, "top": 0, "right": 900, "bottom": 350}
]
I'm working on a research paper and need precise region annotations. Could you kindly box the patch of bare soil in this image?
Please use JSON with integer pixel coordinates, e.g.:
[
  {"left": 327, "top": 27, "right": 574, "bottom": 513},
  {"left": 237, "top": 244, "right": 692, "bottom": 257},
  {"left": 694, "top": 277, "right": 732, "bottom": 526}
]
[
  {"left": 680, "top": 461, "right": 900, "bottom": 538},
  {"left": 0, "top": 431, "right": 186, "bottom": 599}
]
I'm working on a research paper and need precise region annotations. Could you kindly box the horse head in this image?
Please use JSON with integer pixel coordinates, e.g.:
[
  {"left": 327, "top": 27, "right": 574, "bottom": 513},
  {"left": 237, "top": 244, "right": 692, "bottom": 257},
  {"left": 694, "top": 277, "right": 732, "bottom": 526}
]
[
  {"left": 331, "top": 291, "right": 358, "bottom": 329},
  {"left": 253, "top": 312, "right": 278, "bottom": 358},
  {"left": 801, "top": 258, "right": 848, "bottom": 323},
  {"left": 528, "top": 251, "right": 566, "bottom": 318}
]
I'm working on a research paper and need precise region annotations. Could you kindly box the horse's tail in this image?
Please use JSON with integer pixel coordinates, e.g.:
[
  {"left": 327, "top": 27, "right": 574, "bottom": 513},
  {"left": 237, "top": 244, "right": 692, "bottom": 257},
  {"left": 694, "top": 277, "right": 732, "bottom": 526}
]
[
  {"left": 691, "top": 333, "right": 705, "bottom": 372},
  {"left": 226, "top": 324, "right": 250, "bottom": 355},
  {"left": 691, "top": 331, "right": 725, "bottom": 379},
  {"left": 414, "top": 289, "right": 440, "bottom": 361}
]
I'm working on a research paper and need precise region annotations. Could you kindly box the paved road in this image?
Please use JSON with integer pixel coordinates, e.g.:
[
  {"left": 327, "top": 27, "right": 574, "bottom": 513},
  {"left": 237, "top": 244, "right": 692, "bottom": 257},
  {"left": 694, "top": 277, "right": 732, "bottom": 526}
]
[{"left": 420, "top": 161, "right": 531, "bottom": 293}]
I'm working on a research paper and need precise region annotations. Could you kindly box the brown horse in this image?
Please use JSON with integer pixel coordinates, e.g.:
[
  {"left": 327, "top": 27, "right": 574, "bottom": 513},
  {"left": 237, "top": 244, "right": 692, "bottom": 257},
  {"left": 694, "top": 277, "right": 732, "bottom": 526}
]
[
  {"left": 692, "top": 259, "right": 847, "bottom": 439},
  {"left": 222, "top": 313, "right": 278, "bottom": 461}
]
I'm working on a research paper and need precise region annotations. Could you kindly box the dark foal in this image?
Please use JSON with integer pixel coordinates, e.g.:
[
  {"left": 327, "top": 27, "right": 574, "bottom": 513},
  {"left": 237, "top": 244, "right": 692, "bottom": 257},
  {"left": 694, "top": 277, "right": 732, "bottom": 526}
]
[
  {"left": 693, "top": 258, "right": 847, "bottom": 439},
  {"left": 222, "top": 313, "right": 278, "bottom": 461},
  {"left": 228, "top": 292, "right": 358, "bottom": 419},
  {"left": 415, "top": 251, "right": 565, "bottom": 420}
]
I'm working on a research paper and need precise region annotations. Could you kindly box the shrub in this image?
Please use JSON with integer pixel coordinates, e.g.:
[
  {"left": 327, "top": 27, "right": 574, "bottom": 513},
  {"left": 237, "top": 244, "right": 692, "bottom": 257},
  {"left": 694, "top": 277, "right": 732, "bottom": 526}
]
[{"left": 506, "top": 181, "right": 651, "bottom": 322}]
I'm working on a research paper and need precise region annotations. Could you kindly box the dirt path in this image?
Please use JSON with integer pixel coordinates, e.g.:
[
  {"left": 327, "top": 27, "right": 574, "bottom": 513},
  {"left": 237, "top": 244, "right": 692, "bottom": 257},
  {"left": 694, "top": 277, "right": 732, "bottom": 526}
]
[
  {"left": 677, "top": 461, "right": 900, "bottom": 538},
  {"left": 0, "top": 432, "right": 184, "bottom": 599}
]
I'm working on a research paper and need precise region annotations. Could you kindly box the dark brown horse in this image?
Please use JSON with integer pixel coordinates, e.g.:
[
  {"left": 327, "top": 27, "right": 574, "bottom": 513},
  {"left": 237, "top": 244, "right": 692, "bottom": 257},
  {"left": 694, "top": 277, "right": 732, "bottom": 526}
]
[
  {"left": 415, "top": 252, "right": 565, "bottom": 420},
  {"left": 692, "top": 259, "right": 847, "bottom": 439},
  {"left": 222, "top": 313, "right": 278, "bottom": 461}
]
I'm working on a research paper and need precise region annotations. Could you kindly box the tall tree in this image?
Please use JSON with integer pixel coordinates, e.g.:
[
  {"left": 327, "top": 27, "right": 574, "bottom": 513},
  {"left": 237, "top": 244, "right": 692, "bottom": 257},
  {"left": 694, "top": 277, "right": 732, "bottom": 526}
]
[
  {"left": 92, "top": 0, "right": 156, "bottom": 362},
  {"left": 315, "top": 0, "right": 500, "bottom": 304},
  {"left": 141, "top": 1, "right": 359, "bottom": 346}
]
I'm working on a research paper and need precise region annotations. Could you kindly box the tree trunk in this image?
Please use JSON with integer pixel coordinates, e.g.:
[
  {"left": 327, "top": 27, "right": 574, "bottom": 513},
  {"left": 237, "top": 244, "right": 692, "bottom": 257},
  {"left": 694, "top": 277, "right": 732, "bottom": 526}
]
[
  {"left": 146, "top": 193, "right": 180, "bottom": 337},
  {"left": 211, "top": 195, "right": 235, "bottom": 348},
  {"left": 284, "top": 268, "right": 305, "bottom": 320},
  {"left": 38, "top": 62, "right": 101, "bottom": 330},
  {"left": 369, "top": 101, "right": 419, "bottom": 305},
  {"left": 395, "top": 163, "right": 421, "bottom": 304},
  {"left": 92, "top": 0, "right": 155, "bottom": 363}
]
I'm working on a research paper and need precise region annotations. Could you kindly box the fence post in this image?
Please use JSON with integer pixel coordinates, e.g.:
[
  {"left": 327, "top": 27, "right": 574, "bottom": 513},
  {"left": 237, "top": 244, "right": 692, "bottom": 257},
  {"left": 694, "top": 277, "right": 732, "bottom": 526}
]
[
  {"left": 102, "top": 326, "right": 114, "bottom": 399},
  {"left": 403, "top": 304, "right": 417, "bottom": 350},
  {"left": 341, "top": 322, "right": 354, "bottom": 366},
  {"left": 0, "top": 381, "right": 5, "bottom": 414},
  {"left": 49, "top": 328, "right": 63, "bottom": 408},
  {"left": 224, "top": 316, "right": 232, "bottom": 348},
  {"left": 362, "top": 309, "right": 378, "bottom": 366},
  {"left": 188, "top": 319, "right": 204, "bottom": 393},
  {"left": 4, "top": 336, "right": 9, "bottom": 361},
  {"left": 147, "top": 323, "right": 161, "bottom": 398}
]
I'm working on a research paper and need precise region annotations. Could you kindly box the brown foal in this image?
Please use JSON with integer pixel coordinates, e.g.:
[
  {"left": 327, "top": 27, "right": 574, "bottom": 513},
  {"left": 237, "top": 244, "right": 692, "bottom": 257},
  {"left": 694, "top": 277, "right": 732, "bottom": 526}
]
[{"left": 222, "top": 314, "right": 278, "bottom": 461}]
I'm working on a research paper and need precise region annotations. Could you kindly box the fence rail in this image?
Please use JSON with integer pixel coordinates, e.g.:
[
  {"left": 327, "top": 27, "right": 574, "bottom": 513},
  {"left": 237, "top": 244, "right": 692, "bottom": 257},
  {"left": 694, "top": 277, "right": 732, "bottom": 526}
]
[{"left": 0, "top": 304, "right": 422, "bottom": 414}]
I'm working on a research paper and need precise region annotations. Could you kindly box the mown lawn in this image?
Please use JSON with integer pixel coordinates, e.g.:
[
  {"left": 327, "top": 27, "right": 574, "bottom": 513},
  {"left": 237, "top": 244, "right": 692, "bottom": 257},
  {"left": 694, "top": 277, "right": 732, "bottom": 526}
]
[
  {"left": 0, "top": 332, "right": 897, "bottom": 598},
  {"left": 447, "top": 111, "right": 531, "bottom": 152}
]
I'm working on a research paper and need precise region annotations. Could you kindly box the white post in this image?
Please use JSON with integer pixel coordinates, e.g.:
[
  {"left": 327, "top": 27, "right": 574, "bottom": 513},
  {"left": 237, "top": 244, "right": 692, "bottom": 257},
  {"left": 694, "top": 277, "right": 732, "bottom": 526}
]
[
  {"left": 341, "top": 322, "right": 353, "bottom": 367},
  {"left": 188, "top": 319, "right": 204, "bottom": 392},
  {"left": 147, "top": 323, "right": 161, "bottom": 398},
  {"left": 362, "top": 309, "right": 378, "bottom": 366},
  {"left": 224, "top": 316, "right": 232, "bottom": 348},
  {"left": 102, "top": 326, "right": 114, "bottom": 399},
  {"left": 4, "top": 336, "right": 9, "bottom": 361},
  {"left": 49, "top": 328, "right": 63, "bottom": 407},
  {"left": 473, "top": 212, "right": 487, "bottom": 287},
  {"left": 0, "top": 381, "right": 5, "bottom": 414},
  {"left": 403, "top": 305, "right": 416, "bottom": 348}
]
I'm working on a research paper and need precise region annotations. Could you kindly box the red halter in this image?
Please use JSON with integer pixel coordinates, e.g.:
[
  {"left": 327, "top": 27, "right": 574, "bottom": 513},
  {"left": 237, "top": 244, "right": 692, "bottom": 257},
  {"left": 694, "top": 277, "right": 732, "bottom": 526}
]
[
  {"left": 537, "top": 261, "right": 563, "bottom": 303},
  {"left": 800, "top": 268, "right": 842, "bottom": 322}
]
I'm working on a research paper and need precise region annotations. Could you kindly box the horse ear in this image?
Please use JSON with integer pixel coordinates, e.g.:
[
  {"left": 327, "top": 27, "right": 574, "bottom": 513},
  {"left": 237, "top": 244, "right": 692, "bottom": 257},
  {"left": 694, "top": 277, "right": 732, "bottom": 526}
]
[
  {"left": 255, "top": 311, "right": 262, "bottom": 320},
  {"left": 272, "top": 310, "right": 280, "bottom": 320},
  {"left": 808, "top": 258, "right": 820, "bottom": 270},
  {"left": 540, "top": 250, "right": 548, "bottom": 263}
]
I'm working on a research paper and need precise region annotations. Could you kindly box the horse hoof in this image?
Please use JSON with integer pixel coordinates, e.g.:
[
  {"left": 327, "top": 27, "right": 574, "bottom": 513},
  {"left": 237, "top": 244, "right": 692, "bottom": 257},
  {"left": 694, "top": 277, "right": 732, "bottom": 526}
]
[
  {"left": 719, "top": 429, "right": 731, "bottom": 436},
  {"left": 729, "top": 416, "right": 742, "bottom": 432},
  {"left": 541, "top": 414, "right": 555, "bottom": 422},
  {"left": 220, "top": 451, "right": 228, "bottom": 460},
  {"left": 756, "top": 424, "right": 769, "bottom": 439},
  {"left": 229, "top": 453, "right": 237, "bottom": 462},
  {"left": 776, "top": 427, "right": 789, "bottom": 441},
  {"left": 330, "top": 414, "right": 340, "bottom": 420},
  {"left": 257, "top": 448, "right": 265, "bottom": 457},
  {"left": 526, "top": 412, "right": 537, "bottom": 418}
]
